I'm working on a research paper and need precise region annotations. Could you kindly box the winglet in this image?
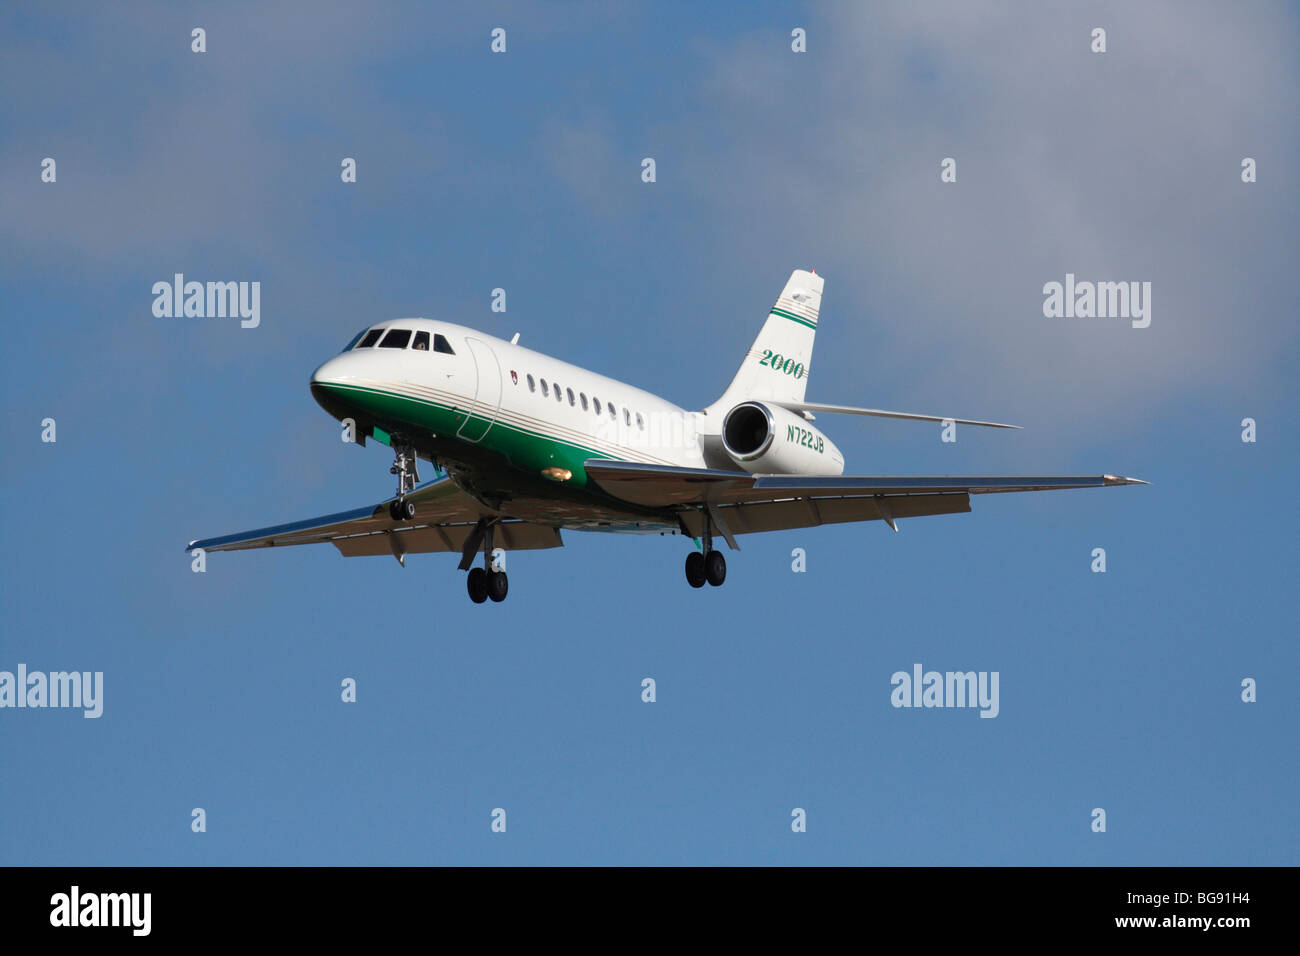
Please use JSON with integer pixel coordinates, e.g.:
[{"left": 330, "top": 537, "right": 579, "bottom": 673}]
[{"left": 1103, "top": 475, "right": 1150, "bottom": 486}]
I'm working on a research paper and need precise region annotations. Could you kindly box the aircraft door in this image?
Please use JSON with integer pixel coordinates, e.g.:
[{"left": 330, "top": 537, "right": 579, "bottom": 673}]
[{"left": 456, "top": 337, "right": 503, "bottom": 443}]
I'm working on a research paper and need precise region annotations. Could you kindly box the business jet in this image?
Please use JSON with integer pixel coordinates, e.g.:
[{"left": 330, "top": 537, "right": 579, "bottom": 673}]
[{"left": 188, "top": 269, "right": 1146, "bottom": 603}]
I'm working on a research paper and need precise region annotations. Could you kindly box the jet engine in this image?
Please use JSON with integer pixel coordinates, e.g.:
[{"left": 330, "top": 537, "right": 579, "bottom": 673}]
[{"left": 720, "top": 401, "right": 844, "bottom": 475}]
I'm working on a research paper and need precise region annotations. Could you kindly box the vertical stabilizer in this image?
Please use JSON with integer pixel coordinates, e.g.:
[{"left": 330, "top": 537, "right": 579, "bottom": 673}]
[{"left": 710, "top": 269, "right": 823, "bottom": 411}]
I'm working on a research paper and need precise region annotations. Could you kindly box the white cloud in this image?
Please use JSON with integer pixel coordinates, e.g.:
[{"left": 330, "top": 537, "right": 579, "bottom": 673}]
[{"left": 662, "top": 1, "right": 1300, "bottom": 432}]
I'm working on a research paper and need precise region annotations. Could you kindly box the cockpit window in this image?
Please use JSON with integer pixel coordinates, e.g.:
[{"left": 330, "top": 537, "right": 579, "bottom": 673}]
[
  {"left": 379, "top": 328, "right": 411, "bottom": 349},
  {"left": 412, "top": 331, "right": 430, "bottom": 351},
  {"left": 355, "top": 329, "right": 384, "bottom": 349},
  {"left": 341, "top": 329, "right": 368, "bottom": 352},
  {"left": 433, "top": 334, "right": 455, "bottom": 355}
]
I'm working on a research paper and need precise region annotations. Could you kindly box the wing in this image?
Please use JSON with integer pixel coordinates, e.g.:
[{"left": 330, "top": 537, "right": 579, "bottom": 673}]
[
  {"left": 187, "top": 476, "right": 563, "bottom": 561},
  {"left": 583, "top": 460, "right": 1147, "bottom": 543}
]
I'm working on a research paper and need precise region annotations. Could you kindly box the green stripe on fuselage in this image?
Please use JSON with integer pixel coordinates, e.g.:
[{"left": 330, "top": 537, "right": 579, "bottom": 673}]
[{"left": 315, "top": 381, "right": 613, "bottom": 487}]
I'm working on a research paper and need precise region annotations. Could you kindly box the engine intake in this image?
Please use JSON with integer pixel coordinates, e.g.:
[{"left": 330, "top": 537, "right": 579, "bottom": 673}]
[
  {"left": 723, "top": 402, "right": 774, "bottom": 459},
  {"left": 720, "top": 401, "right": 844, "bottom": 475}
]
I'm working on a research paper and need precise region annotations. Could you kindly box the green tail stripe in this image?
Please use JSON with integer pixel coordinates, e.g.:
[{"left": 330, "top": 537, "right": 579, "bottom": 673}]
[{"left": 770, "top": 308, "right": 817, "bottom": 330}]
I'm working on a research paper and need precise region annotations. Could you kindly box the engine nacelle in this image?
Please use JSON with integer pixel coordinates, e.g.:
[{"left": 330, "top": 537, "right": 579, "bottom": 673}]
[{"left": 721, "top": 401, "right": 845, "bottom": 475}]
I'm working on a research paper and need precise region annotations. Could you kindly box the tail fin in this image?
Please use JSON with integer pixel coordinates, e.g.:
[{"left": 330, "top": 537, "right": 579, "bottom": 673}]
[{"left": 711, "top": 269, "right": 823, "bottom": 410}]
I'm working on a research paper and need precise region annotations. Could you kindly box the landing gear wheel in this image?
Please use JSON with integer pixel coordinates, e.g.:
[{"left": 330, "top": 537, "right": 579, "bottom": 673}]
[
  {"left": 705, "top": 550, "right": 727, "bottom": 587},
  {"left": 467, "top": 567, "right": 488, "bottom": 604},
  {"left": 487, "top": 570, "right": 509, "bottom": 603},
  {"left": 389, "top": 498, "right": 417, "bottom": 521},
  {"left": 685, "top": 551, "right": 706, "bottom": 588}
]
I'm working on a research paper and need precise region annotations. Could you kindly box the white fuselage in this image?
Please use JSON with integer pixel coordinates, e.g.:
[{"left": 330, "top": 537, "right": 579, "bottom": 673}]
[{"left": 311, "top": 320, "right": 719, "bottom": 486}]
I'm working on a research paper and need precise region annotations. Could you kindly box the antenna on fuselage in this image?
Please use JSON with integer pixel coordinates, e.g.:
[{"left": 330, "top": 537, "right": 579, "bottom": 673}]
[{"left": 510, "top": 332, "right": 520, "bottom": 344}]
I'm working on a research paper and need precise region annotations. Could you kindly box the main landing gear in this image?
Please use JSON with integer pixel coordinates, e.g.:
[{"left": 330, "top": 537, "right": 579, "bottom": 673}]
[
  {"left": 462, "top": 519, "right": 508, "bottom": 604},
  {"left": 466, "top": 565, "right": 508, "bottom": 604},
  {"left": 684, "top": 510, "right": 727, "bottom": 589},
  {"left": 388, "top": 442, "right": 419, "bottom": 521}
]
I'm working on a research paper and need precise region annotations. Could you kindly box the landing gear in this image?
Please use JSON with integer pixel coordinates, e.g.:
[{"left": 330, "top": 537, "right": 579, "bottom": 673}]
[
  {"left": 685, "top": 551, "right": 706, "bottom": 588},
  {"left": 467, "top": 566, "right": 508, "bottom": 603},
  {"left": 705, "top": 550, "right": 726, "bottom": 587},
  {"left": 684, "top": 509, "right": 728, "bottom": 588},
  {"left": 467, "top": 567, "right": 488, "bottom": 603},
  {"left": 461, "top": 518, "right": 510, "bottom": 604},
  {"left": 388, "top": 442, "right": 420, "bottom": 521}
]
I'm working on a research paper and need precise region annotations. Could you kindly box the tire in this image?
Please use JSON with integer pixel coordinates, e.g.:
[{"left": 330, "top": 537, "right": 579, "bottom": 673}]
[
  {"left": 684, "top": 551, "right": 706, "bottom": 588},
  {"left": 388, "top": 500, "right": 402, "bottom": 521},
  {"left": 705, "top": 550, "right": 727, "bottom": 587},
  {"left": 487, "top": 570, "right": 509, "bottom": 603},
  {"left": 466, "top": 567, "right": 488, "bottom": 603},
  {"left": 400, "top": 498, "right": 417, "bottom": 520}
]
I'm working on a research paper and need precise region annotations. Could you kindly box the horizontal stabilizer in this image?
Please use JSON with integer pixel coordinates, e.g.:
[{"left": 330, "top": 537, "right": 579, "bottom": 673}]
[{"left": 770, "top": 401, "right": 1021, "bottom": 430}]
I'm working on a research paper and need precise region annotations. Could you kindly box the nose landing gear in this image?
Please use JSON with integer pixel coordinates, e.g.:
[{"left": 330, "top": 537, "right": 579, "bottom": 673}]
[
  {"left": 389, "top": 497, "right": 417, "bottom": 521},
  {"left": 388, "top": 442, "right": 420, "bottom": 521}
]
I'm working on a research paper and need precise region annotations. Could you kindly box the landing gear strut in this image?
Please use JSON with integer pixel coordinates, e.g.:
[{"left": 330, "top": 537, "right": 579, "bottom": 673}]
[
  {"left": 388, "top": 442, "right": 419, "bottom": 521},
  {"left": 684, "top": 508, "right": 727, "bottom": 588},
  {"left": 463, "top": 519, "right": 509, "bottom": 604}
]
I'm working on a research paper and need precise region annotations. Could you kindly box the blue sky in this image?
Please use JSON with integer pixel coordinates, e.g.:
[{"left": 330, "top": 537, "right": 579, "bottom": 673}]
[{"left": 1, "top": 1, "right": 1296, "bottom": 865}]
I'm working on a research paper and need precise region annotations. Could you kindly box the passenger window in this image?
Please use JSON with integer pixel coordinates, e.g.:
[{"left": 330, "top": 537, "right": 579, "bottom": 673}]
[
  {"left": 379, "top": 328, "right": 411, "bottom": 349},
  {"left": 357, "top": 329, "right": 384, "bottom": 349},
  {"left": 527, "top": 374, "right": 536, "bottom": 393},
  {"left": 567, "top": 388, "right": 575, "bottom": 406},
  {"left": 555, "top": 385, "right": 563, "bottom": 403},
  {"left": 433, "top": 334, "right": 455, "bottom": 354},
  {"left": 540, "top": 379, "right": 549, "bottom": 397},
  {"left": 592, "top": 396, "right": 600, "bottom": 414},
  {"left": 623, "top": 408, "right": 631, "bottom": 426},
  {"left": 412, "top": 331, "right": 430, "bottom": 351},
  {"left": 609, "top": 404, "right": 617, "bottom": 420},
  {"left": 636, "top": 412, "right": 645, "bottom": 430}
]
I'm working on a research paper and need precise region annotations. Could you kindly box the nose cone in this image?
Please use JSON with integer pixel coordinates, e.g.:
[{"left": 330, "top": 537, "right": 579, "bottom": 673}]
[
  {"left": 310, "top": 355, "right": 358, "bottom": 418},
  {"left": 311, "top": 355, "right": 350, "bottom": 387}
]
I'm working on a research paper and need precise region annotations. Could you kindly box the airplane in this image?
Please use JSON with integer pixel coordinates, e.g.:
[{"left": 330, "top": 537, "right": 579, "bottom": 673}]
[{"left": 188, "top": 269, "right": 1146, "bottom": 603}]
